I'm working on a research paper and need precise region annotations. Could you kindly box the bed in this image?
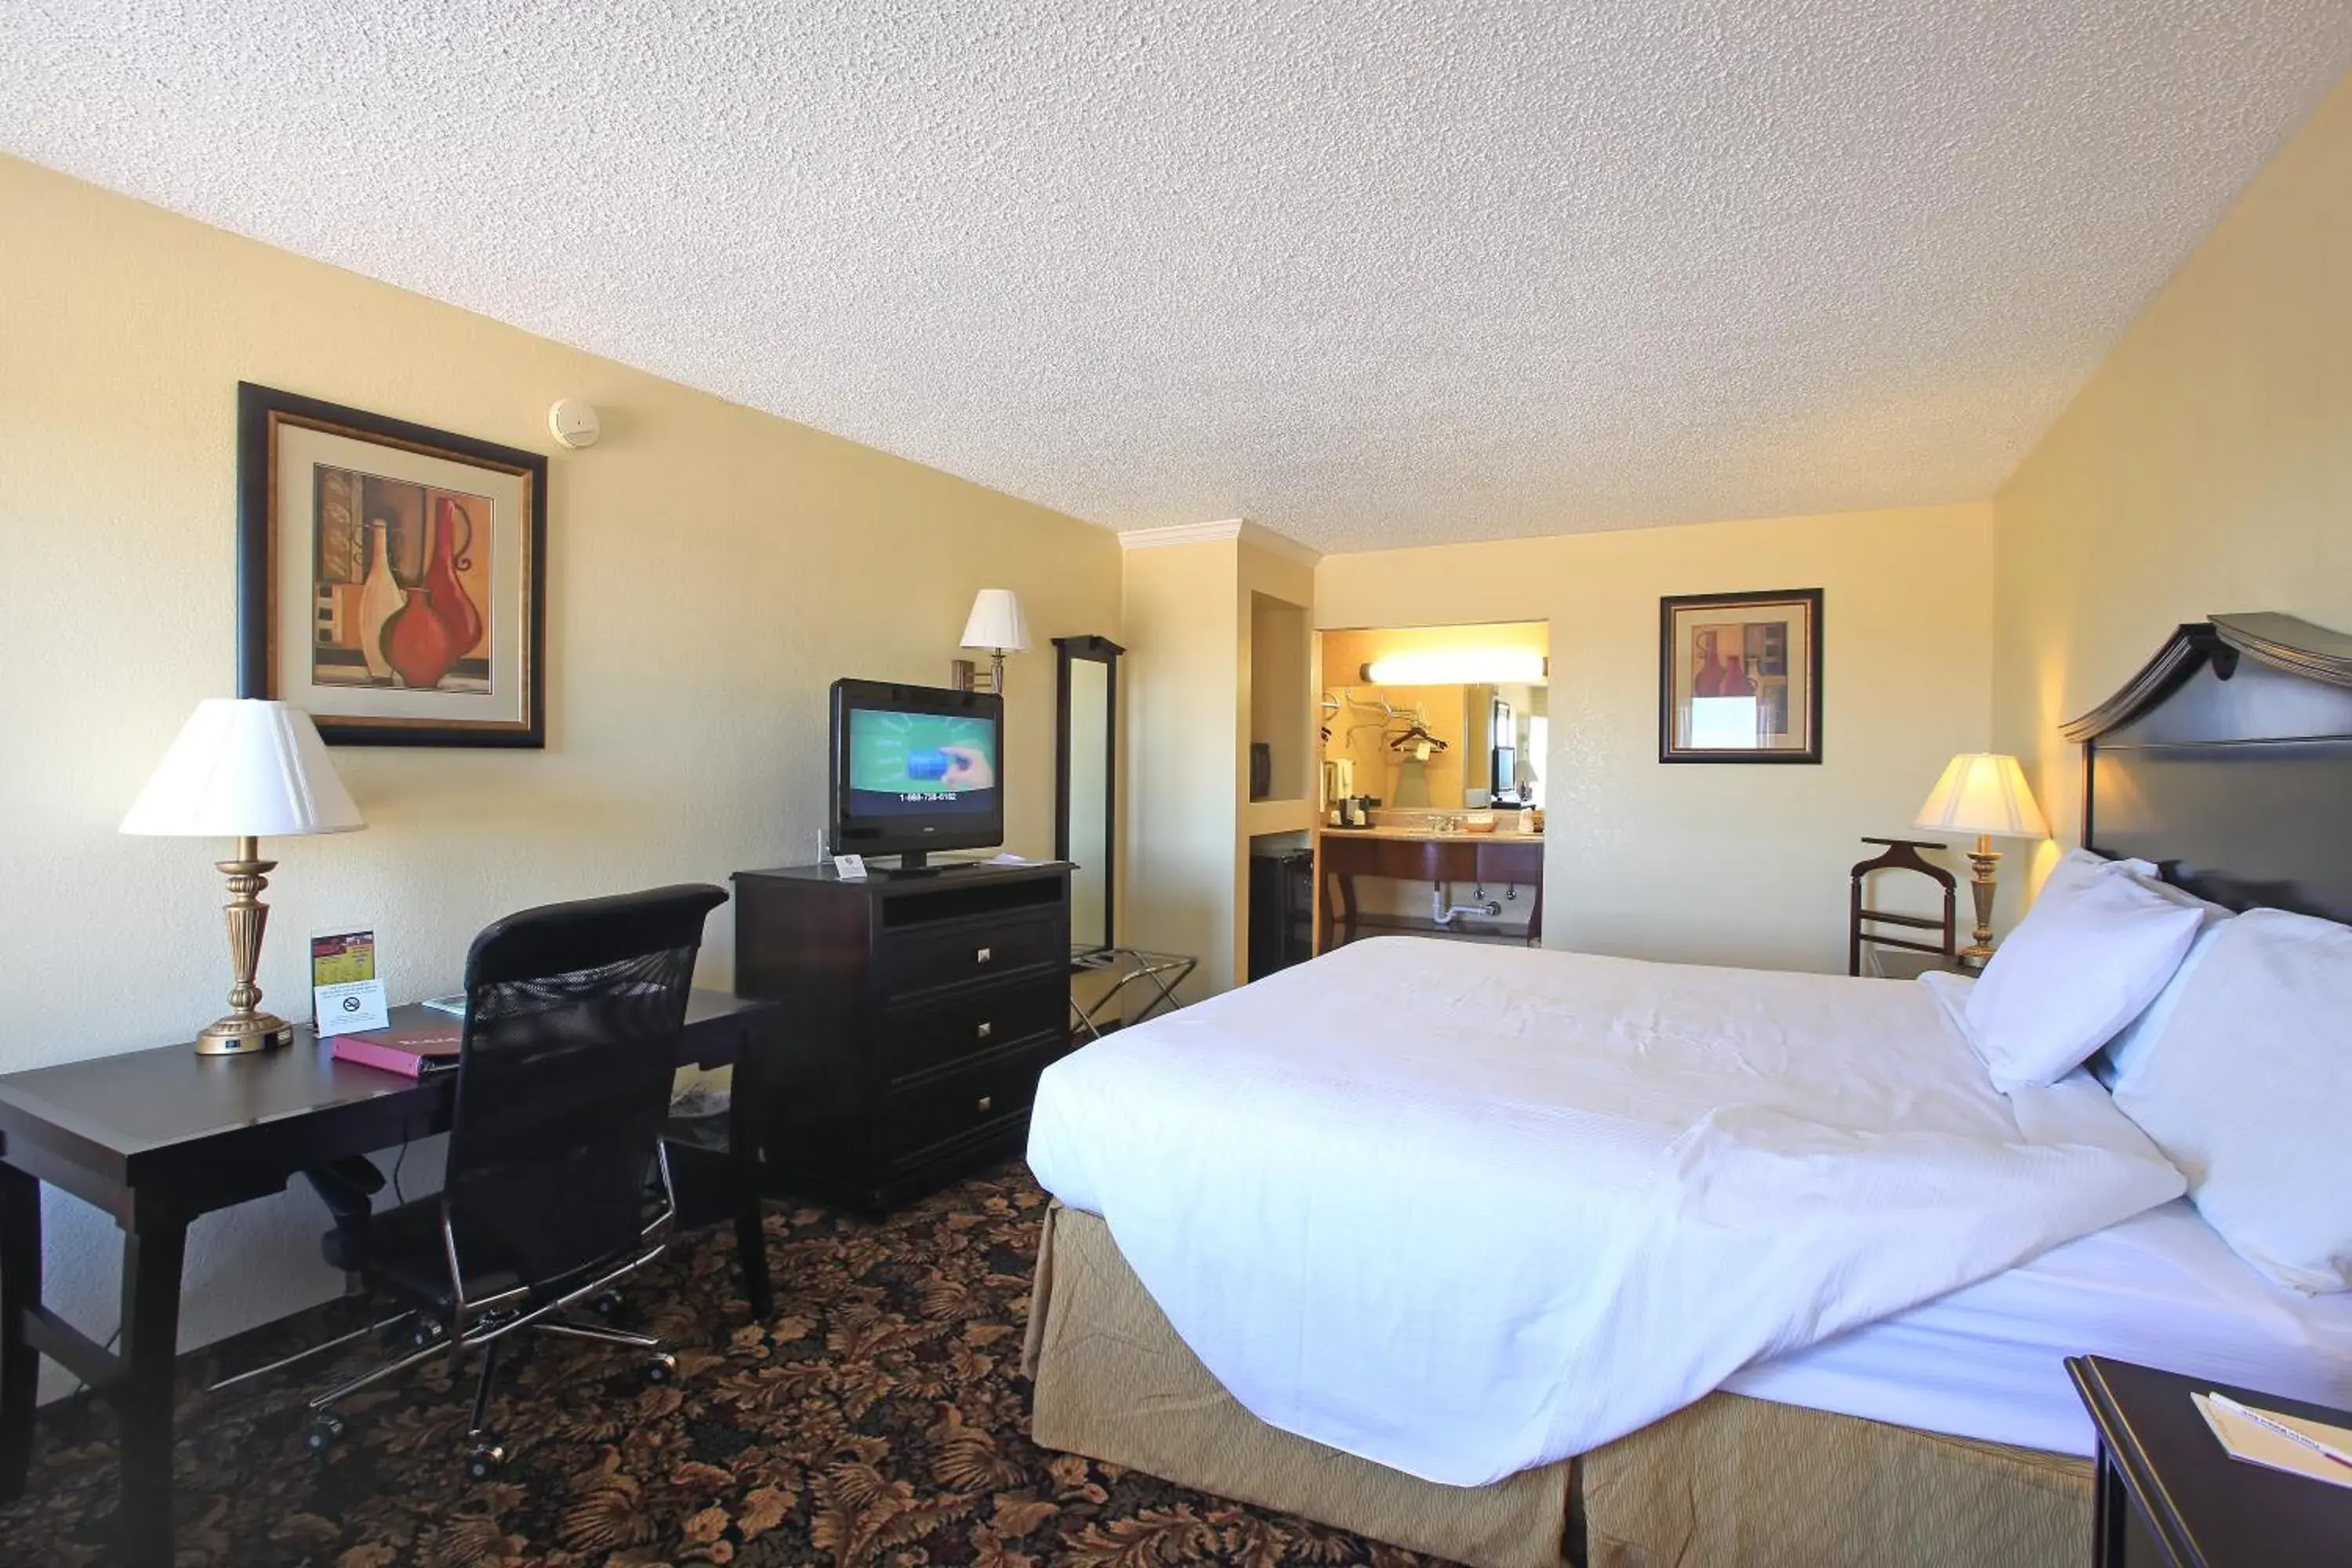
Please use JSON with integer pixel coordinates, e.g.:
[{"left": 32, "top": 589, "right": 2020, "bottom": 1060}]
[{"left": 1022, "top": 612, "right": 2352, "bottom": 1568}]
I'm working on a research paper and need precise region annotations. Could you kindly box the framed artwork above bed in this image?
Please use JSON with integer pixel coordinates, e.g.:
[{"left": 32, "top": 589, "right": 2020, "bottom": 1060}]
[{"left": 1659, "top": 588, "right": 1823, "bottom": 764}]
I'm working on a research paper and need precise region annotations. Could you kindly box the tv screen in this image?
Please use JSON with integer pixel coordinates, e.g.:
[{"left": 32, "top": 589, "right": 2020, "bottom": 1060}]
[
  {"left": 828, "top": 680, "right": 1004, "bottom": 866},
  {"left": 843, "top": 706, "right": 998, "bottom": 817}
]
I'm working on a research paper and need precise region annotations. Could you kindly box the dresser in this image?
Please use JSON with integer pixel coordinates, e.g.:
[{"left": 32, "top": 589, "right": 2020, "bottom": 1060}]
[{"left": 732, "top": 860, "right": 1073, "bottom": 1211}]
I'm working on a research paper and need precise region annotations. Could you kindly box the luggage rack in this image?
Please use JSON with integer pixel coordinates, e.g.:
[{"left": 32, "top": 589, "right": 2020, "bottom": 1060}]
[{"left": 1069, "top": 945, "right": 1197, "bottom": 1040}]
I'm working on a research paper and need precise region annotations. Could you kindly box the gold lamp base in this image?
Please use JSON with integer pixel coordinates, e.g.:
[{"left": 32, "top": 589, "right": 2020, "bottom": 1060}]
[
  {"left": 194, "top": 836, "right": 296, "bottom": 1058},
  {"left": 1959, "top": 833, "right": 2002, "bottom": 964},
  {"left": 197, "top": 1014, "right": 296, "bottom": 1056}
]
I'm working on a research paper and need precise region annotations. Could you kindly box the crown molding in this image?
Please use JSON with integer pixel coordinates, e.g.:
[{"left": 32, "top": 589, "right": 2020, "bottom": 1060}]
[
  {"left": 1116, "top": 517, "right": 1321, "bottom": 566},
  {"left": 1116, "top": 519, "right": 1240, "bottom": 550}
]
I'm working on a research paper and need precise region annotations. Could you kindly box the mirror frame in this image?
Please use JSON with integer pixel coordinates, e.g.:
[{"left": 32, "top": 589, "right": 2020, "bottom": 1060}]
[{"left": 1054, "top": 633, "right": 1125, "bottom": 955}]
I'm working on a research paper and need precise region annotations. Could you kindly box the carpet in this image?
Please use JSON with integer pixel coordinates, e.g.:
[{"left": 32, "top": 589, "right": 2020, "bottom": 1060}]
[{"left": 0, "top": 1160, "right": 1446, "bottom": 1566}]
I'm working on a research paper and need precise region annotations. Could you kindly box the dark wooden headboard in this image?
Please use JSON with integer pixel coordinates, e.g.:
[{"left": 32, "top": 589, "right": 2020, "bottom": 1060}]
[{"left": 2062, "top": 613, "right": 2352, "bottom": 924}]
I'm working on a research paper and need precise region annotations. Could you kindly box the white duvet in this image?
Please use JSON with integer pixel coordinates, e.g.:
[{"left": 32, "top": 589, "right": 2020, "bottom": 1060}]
[{"left": 1026, "top": 937, "right": 2186, "bottom": 1486}]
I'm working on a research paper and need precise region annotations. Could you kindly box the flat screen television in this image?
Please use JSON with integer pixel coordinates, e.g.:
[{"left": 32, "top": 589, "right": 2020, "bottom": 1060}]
[{"left": 828, "top": 679, "right": 1004, "bottom": 869}]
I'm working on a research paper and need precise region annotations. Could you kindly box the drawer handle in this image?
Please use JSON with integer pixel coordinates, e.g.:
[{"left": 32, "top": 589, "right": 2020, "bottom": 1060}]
[
  {"left": 976, "top": 1094, "right": 994, "bottom": 1113},
  {"left": 975, "top": 946, "right": 993, "bottom": 964},
  {"left": 975, "top": 1021, "right": 993, "bottom": 1040}
]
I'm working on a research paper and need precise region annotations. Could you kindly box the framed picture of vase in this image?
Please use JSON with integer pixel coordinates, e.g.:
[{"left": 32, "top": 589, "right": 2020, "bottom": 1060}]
[
  {"left": 1658, "top": 587, "right": 1822, "bottom": 764},
  {"left": 236, "top": 383, "right": 546, "bottom": 746}
]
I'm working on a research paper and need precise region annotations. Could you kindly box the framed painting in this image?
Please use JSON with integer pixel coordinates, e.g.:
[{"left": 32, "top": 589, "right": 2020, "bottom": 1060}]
[
  {"left": 237, "top": 383, "right": 546, "bottom": 746},
  {"left": 1659, "top": 588, "right": 1822, "bottom": 764}
]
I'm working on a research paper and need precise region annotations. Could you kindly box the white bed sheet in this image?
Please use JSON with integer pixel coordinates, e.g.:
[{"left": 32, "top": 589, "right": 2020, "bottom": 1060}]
[
  {"left": 1028, "top": 936, "right": 2186, "bottom": 1486},
  {"left": 1722, "top": 1196, "right": 2352, "bottom": 1456}
]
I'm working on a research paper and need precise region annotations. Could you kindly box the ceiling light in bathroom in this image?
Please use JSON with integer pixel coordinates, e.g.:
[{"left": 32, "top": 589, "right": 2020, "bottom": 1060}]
[{"left": 1361, "top": 650, "right": 1547, "bottom": 685}]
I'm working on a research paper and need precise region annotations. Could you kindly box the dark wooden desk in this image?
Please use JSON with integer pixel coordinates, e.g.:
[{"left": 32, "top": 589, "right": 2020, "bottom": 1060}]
[
  {"left": 2069, "top": 1354, "right": 2352, "bottom": 1566},
  {"left": 0, "top": 988, "right": 778, "bottom": 1567}
]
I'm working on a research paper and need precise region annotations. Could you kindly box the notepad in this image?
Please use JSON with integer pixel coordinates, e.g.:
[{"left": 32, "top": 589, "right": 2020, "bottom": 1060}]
[{"left": 2194, "top": 1392, "right": 2352, "bottom": 1490}]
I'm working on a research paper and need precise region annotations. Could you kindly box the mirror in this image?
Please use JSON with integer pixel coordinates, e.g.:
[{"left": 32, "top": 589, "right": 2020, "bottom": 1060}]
[
  {"left": 1324, "top": 679, "right": 1547, "bottom": 811},
  {"left": 1316, "top": 622, "right": 1549, "bottom": 817},
  {"left": 1055, "top": 634, "right": 1123, "bottom": 953}
]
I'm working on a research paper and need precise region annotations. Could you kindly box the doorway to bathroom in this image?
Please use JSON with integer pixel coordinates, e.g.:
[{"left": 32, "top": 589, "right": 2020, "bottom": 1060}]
[{"left": 1306, "top": 621, "right": 1549, "bottom": 958}]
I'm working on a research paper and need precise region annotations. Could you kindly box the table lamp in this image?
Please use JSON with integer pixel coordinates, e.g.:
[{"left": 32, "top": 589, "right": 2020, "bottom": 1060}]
[
  {"left": 121, "top": 699, "right": 366, "bottom": 1055},
  {"left": 1913, "top": 752, "right": 2049, "bottom": 964},
  {"left": 958, "top": 588, "right": 1029, "bottom": 694}
]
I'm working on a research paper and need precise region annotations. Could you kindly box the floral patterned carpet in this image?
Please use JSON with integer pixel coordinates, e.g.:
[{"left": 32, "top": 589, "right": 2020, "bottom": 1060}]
[{"left": 0, "top": 1161, "right": 1445, "bottom": 1567}]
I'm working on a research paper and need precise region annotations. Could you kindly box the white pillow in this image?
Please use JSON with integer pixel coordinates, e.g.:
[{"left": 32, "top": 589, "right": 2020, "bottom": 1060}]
[
  {"left": 2112, "top": 909, "right": 2352, "bottom": 1294},
  {"left": 1962, "top": 861, "right": 2203, "bottom": 1089},
  {"left": 2098, "top": 902, "right": 2234, "bottom": 1091},
  {"left": 2040, "top": 847, "right": 2158, "bottom": 900}
]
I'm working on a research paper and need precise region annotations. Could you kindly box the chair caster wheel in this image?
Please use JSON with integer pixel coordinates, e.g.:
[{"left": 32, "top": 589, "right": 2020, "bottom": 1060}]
[
  {"left": 643, "top": 1352, "right": 677, "bottom": 1385},
  {"left": 590, "top": 1289, "right": 626, "bottom": 1321},
  {"left": 466, "top": 1443, "right": 506, "bottom": 1480},
  {"left": 304, "top": 1410, "right": 347, "bottom": 1453}
]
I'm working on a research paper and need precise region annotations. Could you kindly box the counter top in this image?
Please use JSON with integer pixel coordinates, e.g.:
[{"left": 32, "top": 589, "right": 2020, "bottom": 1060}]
[{"left": 1318, "top": 825, "right": 1544, "bottom": 844}]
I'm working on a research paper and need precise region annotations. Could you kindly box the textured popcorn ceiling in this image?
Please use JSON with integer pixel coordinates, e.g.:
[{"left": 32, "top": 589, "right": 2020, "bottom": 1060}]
[{"left": 4, "top": 5, "right": 2349, "bottom": 553}]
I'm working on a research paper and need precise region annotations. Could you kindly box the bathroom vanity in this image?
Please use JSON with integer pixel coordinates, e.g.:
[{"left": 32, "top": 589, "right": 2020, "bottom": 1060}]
[{"left": 1314, "top": 818, "right": 1544, "bottom": 952}]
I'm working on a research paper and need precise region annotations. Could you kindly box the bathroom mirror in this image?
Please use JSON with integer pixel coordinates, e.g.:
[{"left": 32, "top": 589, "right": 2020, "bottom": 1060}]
[
  {"left": 1055, "top": 634, "right": 1123, "bottom": 954},
  {"left": 1325, "top": 679, "right": 1548, "bottom": 810},
  {"left": 1316, "top": 622, "right": 1550, "bottom": 815}
]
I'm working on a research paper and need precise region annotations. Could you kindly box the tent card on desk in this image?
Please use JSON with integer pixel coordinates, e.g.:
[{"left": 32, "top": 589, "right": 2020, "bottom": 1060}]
[
  {"left": 2194, "top": 1392, "right": 2352, "bottom": 1490},
  {"left": 311, "top": 928, "right": 389, "bottom": 1036},
  {"left": 331, "top": 1024, "right": 463, "bottom": 1079}
]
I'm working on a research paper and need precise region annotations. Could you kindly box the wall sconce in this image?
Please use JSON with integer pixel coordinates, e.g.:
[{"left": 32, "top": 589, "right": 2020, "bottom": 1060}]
[{"left": 954, "top": 588, "right": 1029, "bottom": 693}]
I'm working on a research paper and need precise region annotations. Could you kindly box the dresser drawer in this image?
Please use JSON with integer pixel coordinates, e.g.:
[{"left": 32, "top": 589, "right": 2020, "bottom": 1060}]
[
  {"left": 880, "top": 979, "right": 1065, "bottom": 1083},
  {"left": 882, "top": 1036, "right": 1067, "bottom": 1167},
  {"left": 877, "top": 911, "right": 1064, "bottom": 996}
]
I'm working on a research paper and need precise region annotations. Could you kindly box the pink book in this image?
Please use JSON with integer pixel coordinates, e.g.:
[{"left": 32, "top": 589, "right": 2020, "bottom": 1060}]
[{"left": 331, "top": 1025, "right": 463, "bottom": 1078}]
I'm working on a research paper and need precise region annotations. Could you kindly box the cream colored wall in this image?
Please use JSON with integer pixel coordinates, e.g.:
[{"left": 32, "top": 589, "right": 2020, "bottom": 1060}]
[
  {"left": 1233, "top": 539, "right": 1318, "bottom": 982},
  {"left": 1247, "top": 593, "right": 1312, "bottom": 802},
  {"left": 0, "top": 155, "right": 1120, "bottom": 1392},
  {"left": 1316, "top": 504, "right": 1994, "bottom": 969},
  {"left": 1120, "top": 538, "right": 1241, "bottom": 994},
  {"left": 1993, "top": 74, "right": 2352, "bottom": 897}
]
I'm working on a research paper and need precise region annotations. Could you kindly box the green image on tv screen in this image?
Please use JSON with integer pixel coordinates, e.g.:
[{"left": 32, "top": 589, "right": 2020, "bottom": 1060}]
[{"left": 847, "top": 709, "right": 998, "bottom": 803}]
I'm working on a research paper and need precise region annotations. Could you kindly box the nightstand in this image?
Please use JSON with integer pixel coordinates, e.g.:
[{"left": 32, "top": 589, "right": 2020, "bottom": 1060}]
[
  {"left": 2067, "top": 1355, "right": 2352, "bottom": 1566},
  {"left": 1863, "top": 947, "right": 1980, "bottom": 981}
]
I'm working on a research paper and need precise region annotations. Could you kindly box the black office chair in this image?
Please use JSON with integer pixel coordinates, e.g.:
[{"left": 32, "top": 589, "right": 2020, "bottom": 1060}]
[{"left": 299, "top": 883, "right": 728, "bottom": 1479}]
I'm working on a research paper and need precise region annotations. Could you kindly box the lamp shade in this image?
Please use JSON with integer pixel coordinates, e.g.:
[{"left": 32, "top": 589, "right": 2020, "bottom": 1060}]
[
  {"left": 121, "top": 699, "right": 365, "bottom": 838},
  {"left": 1912, "top": 753, "right": 2048, "bottom": 840},
  {"left": 960, "top": 589, "right": 1029, "bottom": 654}
]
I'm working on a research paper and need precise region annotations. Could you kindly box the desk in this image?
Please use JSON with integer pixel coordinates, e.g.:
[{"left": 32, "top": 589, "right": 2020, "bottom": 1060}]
[{"left": 0, "top": 988, "right": 777, "bottom": 1568}]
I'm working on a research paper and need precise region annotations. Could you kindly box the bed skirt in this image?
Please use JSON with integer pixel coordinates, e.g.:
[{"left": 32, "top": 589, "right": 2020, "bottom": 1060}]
[
  {"left": 1023, "top": 1202, "right": 2093, "bottom": 1568},
  {"left": 1581, "top": 1382, "right": 2092, "bottom": 1567},
  {"left": 1024, "top": 1201, "right": 1578, "bottom": 1568}
]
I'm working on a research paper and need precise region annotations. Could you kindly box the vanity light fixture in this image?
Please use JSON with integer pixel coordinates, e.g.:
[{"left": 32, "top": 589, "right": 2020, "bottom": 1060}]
[{"left": 1361, "top": 650, "right": 1547, "bottom": 686}]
